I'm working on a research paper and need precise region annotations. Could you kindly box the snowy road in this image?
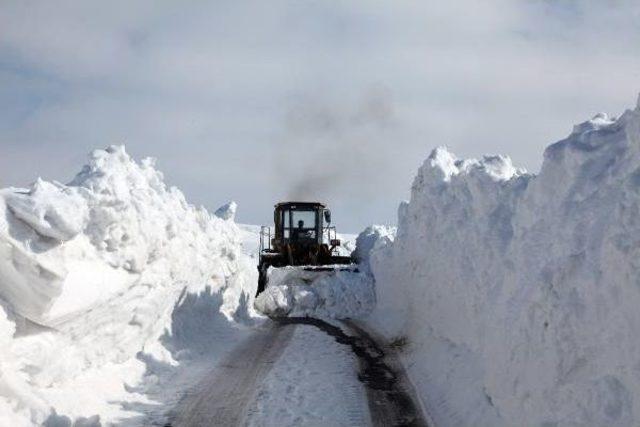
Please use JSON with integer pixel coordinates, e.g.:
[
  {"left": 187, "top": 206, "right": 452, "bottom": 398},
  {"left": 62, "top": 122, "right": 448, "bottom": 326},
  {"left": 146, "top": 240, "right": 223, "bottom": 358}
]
[
  {"left": 168, "top": 319, "right": 427, "bottom": 427},
  {"left": 168, "top": 321, "right": 295, "bottom": 426}
]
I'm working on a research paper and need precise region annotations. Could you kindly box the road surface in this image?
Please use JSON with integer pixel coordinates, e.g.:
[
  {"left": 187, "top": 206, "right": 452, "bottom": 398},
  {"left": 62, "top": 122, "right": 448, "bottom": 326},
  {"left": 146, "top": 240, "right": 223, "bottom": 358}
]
[{"left": 167, "top": 318, "right": 428, "bottom": 427}]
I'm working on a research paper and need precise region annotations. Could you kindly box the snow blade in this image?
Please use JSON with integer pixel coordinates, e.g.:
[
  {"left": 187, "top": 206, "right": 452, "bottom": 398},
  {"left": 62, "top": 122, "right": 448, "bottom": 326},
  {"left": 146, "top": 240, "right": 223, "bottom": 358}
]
[
  {"left": 267, "top": 264, "right": 360, "bottom": 288},
  {"left": 302, "top": 265, "right": 359, "bottom": 273}
]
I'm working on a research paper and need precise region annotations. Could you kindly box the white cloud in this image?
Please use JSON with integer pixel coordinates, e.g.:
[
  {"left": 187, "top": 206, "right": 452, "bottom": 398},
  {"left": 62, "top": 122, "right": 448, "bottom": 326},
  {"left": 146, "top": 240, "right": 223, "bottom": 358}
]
[{"left": 0, "top": 0, "right": 639, "bottom": 230}]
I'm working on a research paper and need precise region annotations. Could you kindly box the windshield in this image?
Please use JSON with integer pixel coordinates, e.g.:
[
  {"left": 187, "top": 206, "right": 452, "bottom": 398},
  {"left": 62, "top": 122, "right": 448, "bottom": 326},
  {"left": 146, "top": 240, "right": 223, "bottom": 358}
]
[
  {"left": 292, "top": 210, "right": 315, "bottom": 229},
  {"left": 283, "top": 209, "right": 317, "bottom": 239}
]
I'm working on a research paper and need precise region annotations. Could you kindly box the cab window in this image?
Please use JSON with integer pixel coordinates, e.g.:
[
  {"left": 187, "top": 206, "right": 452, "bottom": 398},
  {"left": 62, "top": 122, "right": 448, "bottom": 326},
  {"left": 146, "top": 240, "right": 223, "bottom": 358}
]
[{"left": 284, "top": 209, "right": 317, "bottom": 239}]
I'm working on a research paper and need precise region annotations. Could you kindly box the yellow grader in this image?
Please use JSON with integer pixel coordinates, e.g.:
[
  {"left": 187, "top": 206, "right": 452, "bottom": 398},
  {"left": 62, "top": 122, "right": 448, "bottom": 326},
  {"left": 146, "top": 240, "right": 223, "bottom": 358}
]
[{"left": 256, "top": 202, "right": 355, "bottom": 296}]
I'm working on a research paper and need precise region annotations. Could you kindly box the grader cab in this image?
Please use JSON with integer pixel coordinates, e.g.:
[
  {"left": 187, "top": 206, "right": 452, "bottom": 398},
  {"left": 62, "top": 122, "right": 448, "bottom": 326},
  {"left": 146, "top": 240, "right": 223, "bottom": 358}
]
[{"left": 256, "top": 202, "right": 354, "bottom": 296}]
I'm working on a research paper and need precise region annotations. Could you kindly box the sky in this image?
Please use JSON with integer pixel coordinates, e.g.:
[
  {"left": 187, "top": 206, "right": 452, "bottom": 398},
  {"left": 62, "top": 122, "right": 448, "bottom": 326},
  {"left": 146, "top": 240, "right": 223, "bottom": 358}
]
[{"left": 1, "top": 1, "right": 639, "bottom": 232}]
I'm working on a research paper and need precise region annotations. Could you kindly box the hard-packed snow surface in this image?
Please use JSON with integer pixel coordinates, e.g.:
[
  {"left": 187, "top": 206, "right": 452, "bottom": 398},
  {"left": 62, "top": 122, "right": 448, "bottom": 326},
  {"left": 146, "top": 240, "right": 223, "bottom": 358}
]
[
  {"left": 244, "top": 324, "right": 369, "bottom": 426},
  {"left": 369, "top": 97, "right": 640, "bottom": 426},
  {"left": 0, "top": 146, "right": 257, "bottom": 425}
]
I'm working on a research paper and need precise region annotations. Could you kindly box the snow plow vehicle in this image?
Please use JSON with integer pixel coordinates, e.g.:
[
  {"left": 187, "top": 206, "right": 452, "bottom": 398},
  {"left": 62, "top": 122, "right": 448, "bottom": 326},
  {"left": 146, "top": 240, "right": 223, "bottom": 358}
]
[{"left": 256, "top": 202, "right": 355, "bottom": 296}]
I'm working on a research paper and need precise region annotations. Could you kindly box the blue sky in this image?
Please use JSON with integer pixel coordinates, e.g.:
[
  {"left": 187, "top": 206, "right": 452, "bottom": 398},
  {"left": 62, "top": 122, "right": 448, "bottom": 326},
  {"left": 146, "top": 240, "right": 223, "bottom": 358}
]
[{"left": 1, "top": 1, "right": 639, "bottom": 231}]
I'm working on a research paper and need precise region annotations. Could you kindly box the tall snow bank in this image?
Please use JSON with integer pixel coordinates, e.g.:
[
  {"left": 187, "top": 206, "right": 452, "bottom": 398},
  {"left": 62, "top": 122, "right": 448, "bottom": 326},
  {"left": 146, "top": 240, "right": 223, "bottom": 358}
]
[
  {"left": 370, "top": 100, "right": 640, "bottom": 426},
  {"left": 0, "top": 146, "right": 256, "bottom": 425}
]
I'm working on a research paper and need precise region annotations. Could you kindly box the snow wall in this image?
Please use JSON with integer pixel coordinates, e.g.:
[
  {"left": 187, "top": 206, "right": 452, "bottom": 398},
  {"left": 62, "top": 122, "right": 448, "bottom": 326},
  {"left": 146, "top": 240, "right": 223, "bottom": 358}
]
[
  {"left": 370, "top": 97, "right": 640, "bottom": 426},
  {"left": 0, "top": 146, "right": 256, "bottom": 425}
]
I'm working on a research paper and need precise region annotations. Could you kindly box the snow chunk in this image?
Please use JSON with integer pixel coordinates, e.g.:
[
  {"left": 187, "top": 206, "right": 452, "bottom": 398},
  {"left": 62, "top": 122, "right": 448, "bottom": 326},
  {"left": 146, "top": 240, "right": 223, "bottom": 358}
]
[
  {"left": 352, "top": 225, "right": 395, "bottom": 274},
  {"left": 571, "top": 112, "right": 616, "bottom": 135},
  {"left": 427, "top": 147, "right": 459, "bottom": 181},
  {"left": 254, "top": 266, "right": 374, "bottom": 319},
  {"left": 0, "top": 195, "right": 67, "bottom": 318},
  {"left": 473, "top": 154, "right": 523, "bottom": 181},
  {"left": 424, "top": 147, "right": 525, "bottom": 185},
  {"left": 214, "top": 201, "right": 237, "bottom": 221},
  {"left": 5, "top": 179, "right": 88, "bottom": 241}
]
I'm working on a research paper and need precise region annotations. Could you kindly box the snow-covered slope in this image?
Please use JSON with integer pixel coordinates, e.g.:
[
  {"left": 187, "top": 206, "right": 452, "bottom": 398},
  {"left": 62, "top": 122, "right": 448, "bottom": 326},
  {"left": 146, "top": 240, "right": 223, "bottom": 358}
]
[
  {"left": 369, "top": 97, "right": 640, "bottom": 426},
  {"left": 0, "top": 146, "right": 257, "bottom": 425}
]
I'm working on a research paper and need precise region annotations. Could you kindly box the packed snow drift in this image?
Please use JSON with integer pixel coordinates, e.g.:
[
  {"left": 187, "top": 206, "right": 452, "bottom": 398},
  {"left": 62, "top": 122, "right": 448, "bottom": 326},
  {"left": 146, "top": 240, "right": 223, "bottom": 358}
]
[
  {"left": 0, "top": 146, "right": 257, "bottom": 425},
  {"left": 253, "top": 265, "right": 374, "bottom": 319},
  {"left": 251, "top": 224, "right": 375, "bottom": 320},
  {"left": 368, "top": 96, "right": 640, "bottom": 426}
]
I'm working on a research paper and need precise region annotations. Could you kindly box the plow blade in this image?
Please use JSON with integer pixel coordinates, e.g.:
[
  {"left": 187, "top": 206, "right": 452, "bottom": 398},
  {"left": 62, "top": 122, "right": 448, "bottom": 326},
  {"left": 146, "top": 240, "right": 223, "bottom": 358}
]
[
  {"left": 268, "top": 264, "right": 359, "bottom": 286},
  {"left": 257, "top": 263, "right": 359, "bottom": 296}
]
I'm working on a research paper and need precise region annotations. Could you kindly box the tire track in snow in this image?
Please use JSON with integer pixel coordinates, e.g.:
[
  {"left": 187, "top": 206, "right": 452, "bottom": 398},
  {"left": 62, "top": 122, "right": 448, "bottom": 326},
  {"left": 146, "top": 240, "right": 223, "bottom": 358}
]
[
  {"left": 166, "top": 321, "right": 295, "bottom": 427},
  {"left": 344, "top": 379, "right": 369, "bottom": 427},
  {"left": 345, "top": 321, "right": 435, "bottom": 427}
]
